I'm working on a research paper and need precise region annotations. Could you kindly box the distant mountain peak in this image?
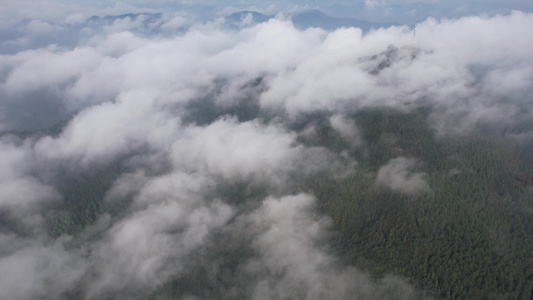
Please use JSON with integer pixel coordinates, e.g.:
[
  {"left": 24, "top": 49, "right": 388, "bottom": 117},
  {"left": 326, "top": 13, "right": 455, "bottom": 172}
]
[
  {"left": 223, "top": 9, "right": 395, "bottom": 31},
  {"left": 296, "top": 9, "right": 327, "bottom": 16},
  {"left": 86, "top": 12, "right": 163, "bottom": 25},
  {"left": 225, "top": 11, "right": 272, "bottom": 28}
]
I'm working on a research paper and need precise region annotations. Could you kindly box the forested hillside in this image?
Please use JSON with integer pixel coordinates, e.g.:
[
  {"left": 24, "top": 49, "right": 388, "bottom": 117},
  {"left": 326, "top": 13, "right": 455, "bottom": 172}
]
[
  {"left": 307, "top": 108, "right": 533, "bottom": 299},
  {"left": 16, "top": 106, "right": 531, "bottom": 300}
]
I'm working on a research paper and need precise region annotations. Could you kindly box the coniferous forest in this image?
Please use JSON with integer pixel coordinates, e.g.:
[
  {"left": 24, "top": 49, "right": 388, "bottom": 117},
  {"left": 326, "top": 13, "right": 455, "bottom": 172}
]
[
  {"left": 308, "top": 108, "right": 533, "bottom": 299},
  {"left": 7, "top": 105, "right": 531, "bottom": 300}
]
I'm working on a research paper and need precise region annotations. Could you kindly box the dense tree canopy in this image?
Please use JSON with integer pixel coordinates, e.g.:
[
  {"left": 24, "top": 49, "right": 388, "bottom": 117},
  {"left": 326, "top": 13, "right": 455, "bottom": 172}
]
[{"left": 308, "top": 108, "right": 533, "bottom": 299}]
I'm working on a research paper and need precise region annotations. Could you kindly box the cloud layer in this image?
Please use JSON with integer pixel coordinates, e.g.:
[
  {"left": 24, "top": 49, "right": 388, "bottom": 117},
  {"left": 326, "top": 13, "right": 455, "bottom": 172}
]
[{"left": 0, "top": 7, "right": 532, "bottom": 299}]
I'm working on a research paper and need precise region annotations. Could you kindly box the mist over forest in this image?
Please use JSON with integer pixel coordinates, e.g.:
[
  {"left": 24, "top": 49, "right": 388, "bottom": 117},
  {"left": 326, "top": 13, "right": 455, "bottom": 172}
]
[{"left": 1, "top": 1, "right": 533, "bottom": 299}]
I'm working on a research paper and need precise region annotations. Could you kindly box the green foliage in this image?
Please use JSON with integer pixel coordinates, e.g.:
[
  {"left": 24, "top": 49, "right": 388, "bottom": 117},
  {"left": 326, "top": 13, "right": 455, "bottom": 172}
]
[
  {"left": 46, "top": 162, "right": 125, "bottom": 237},
  {"left": 183, "top": 77, "right": 263, "bottom": 126},
  {"left": 149, "top": 234, "right": 257, "bottom": 300},
  {"left": 310, "top": 108, "right": 533, "bottom": 299},
  {"left": 14, "top": 106, "right": 532, "bottom": 300}
]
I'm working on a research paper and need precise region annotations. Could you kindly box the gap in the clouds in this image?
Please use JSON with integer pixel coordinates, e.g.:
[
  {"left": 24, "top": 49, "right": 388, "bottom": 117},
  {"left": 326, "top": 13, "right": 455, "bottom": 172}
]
[
  {"left": 70, "top": 154, "right": 177, "bottom": 227},
  {"left": 182, "top": 77, "right": 266, "bottom": 126},
  {"left": 213, "top": 180, "right": 270, "bottom": 208},
  {"left": 0, "top": 149, "right": 129, "bottom": 242},
  {"left": 43, "top": 159, "right": 127, "bottom": 238},
  {"left": 0, "top": 88, "right": 73, "bottom": 132},
  {"left": 0, "top": 116, "right": 74, "bottom": 142},
  {"left": 360, "top": 44, "right": 423, "bottom": 76},
  {"left": 149, "top": 223, "right": 258, "bottom": 300},
  {"left": 32, "top": 146, "right": 171, "bottom": 239}
]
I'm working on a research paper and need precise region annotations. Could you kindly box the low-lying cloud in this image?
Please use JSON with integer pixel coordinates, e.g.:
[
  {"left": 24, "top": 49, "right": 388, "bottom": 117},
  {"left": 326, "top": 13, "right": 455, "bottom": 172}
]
[
  {"left": 0, "top": 7, "right": 532, "bottom": 300},
  {"left": 375, "top": 157, "right": 430, "bottom": 195},
  {"left": 243, "top": 193, "right": 415, "bottom": 300}
]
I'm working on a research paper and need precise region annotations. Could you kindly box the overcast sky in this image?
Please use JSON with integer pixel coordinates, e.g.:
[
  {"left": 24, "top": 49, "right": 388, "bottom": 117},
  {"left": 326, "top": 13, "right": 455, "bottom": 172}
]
[{"left": 2, "top": 0, "right": 533, "bottom": 27}]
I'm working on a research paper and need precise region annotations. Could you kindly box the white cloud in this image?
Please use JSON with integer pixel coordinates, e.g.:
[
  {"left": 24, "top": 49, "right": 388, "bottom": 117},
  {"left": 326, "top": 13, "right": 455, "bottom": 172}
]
[
  {"left": 85, "top": 170, "right": 233, "bottom": 298},
  {"left": 171, "top": 117, "right": 302, "bottom": 182},
  {"left": 4, "top": 12, "right": 531, "bottom": 132},
  {"left": 161, "top": 15, "right": 189, "bottom": 30},
  {"left": 375, "top": 157, "right": 430, "bottom": 195},
  {"left": 329, "top": 114, "right": 362, "bottom": 148},
  {"left": 0, "top": 137, "right": 59, "bottom": 215},
  {"left": 365, "top": 0, "right": 383, "bottom": 9},
  {"left": 35, "top": 89, "right": 179, "bottom": 166},
  {"left": 243, "top": 193, "right": 415, "bottom": 300},
  {"left": 0, "top": 236, "right": 87, "bottom": 300},
  {"left": 0, "top": 8, "right": 532, "bottom": 300},
  {"left": 4, "top": 47, "right": 103, "bottom": 93}
]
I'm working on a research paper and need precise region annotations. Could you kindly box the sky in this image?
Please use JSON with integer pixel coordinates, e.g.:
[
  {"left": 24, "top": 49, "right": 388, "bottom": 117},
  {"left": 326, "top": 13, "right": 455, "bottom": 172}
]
[
  {"left": 1, "top": 1, "right": 533, "bottom": 299},
  {"left": 1, "top": 0, "right": 533, "bottom": 27}
]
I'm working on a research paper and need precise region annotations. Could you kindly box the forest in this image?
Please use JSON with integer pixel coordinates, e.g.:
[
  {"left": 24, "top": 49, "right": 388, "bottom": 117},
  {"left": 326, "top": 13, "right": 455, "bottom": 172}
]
[
  {"left": 307, "top": 108, "right": 533, "bottom": 299},
  {"left": 4, "top": 105, "right": 529, "bottom": 299}
]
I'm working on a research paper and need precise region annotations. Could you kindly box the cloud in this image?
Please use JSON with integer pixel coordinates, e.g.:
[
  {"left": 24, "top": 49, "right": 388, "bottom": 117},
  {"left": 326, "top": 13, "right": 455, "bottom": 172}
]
[
  {"left": 0, "top": 235, "right": 87, "bottom": 300},
  {"left": 242, "top": 193, "right": 416, "bottom": 300},
  {"left": 170, "top": 116, "right": 352, "bottom": 189},
  {"left": 33, "top": 89, "right": 178, "bottom": 167},
  {"left": 0, "top": 7, "right": 532, "bottom": 300},
  {"left": 160, "top": 15, "right": 189, "bottom": 30},
  {"left": 171, "top": 117, "right": 300, "bottom": 181},
  {"left": 329, "top": 114, "right": 362, "bottom": 148},
  {"left": 375, "top": 157, "right": 430, "bottom": 195},
  {"left": 0, "top": 137, "right": 59, "bottom": 216},
  {"left": 3, "top": 12, "right": 530, "bottom": 132},
  {"left": 87, "top": 172, "right": 234, "bottom": 298},
  {"left": 3, "top": 47, "right": 102, "bottom": 93},
  {"left": 258, "top": 12, "right": 533, "bottom": 135},
  {"left": 365, "top": 0, "right": 383, "bottom": 9}
]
